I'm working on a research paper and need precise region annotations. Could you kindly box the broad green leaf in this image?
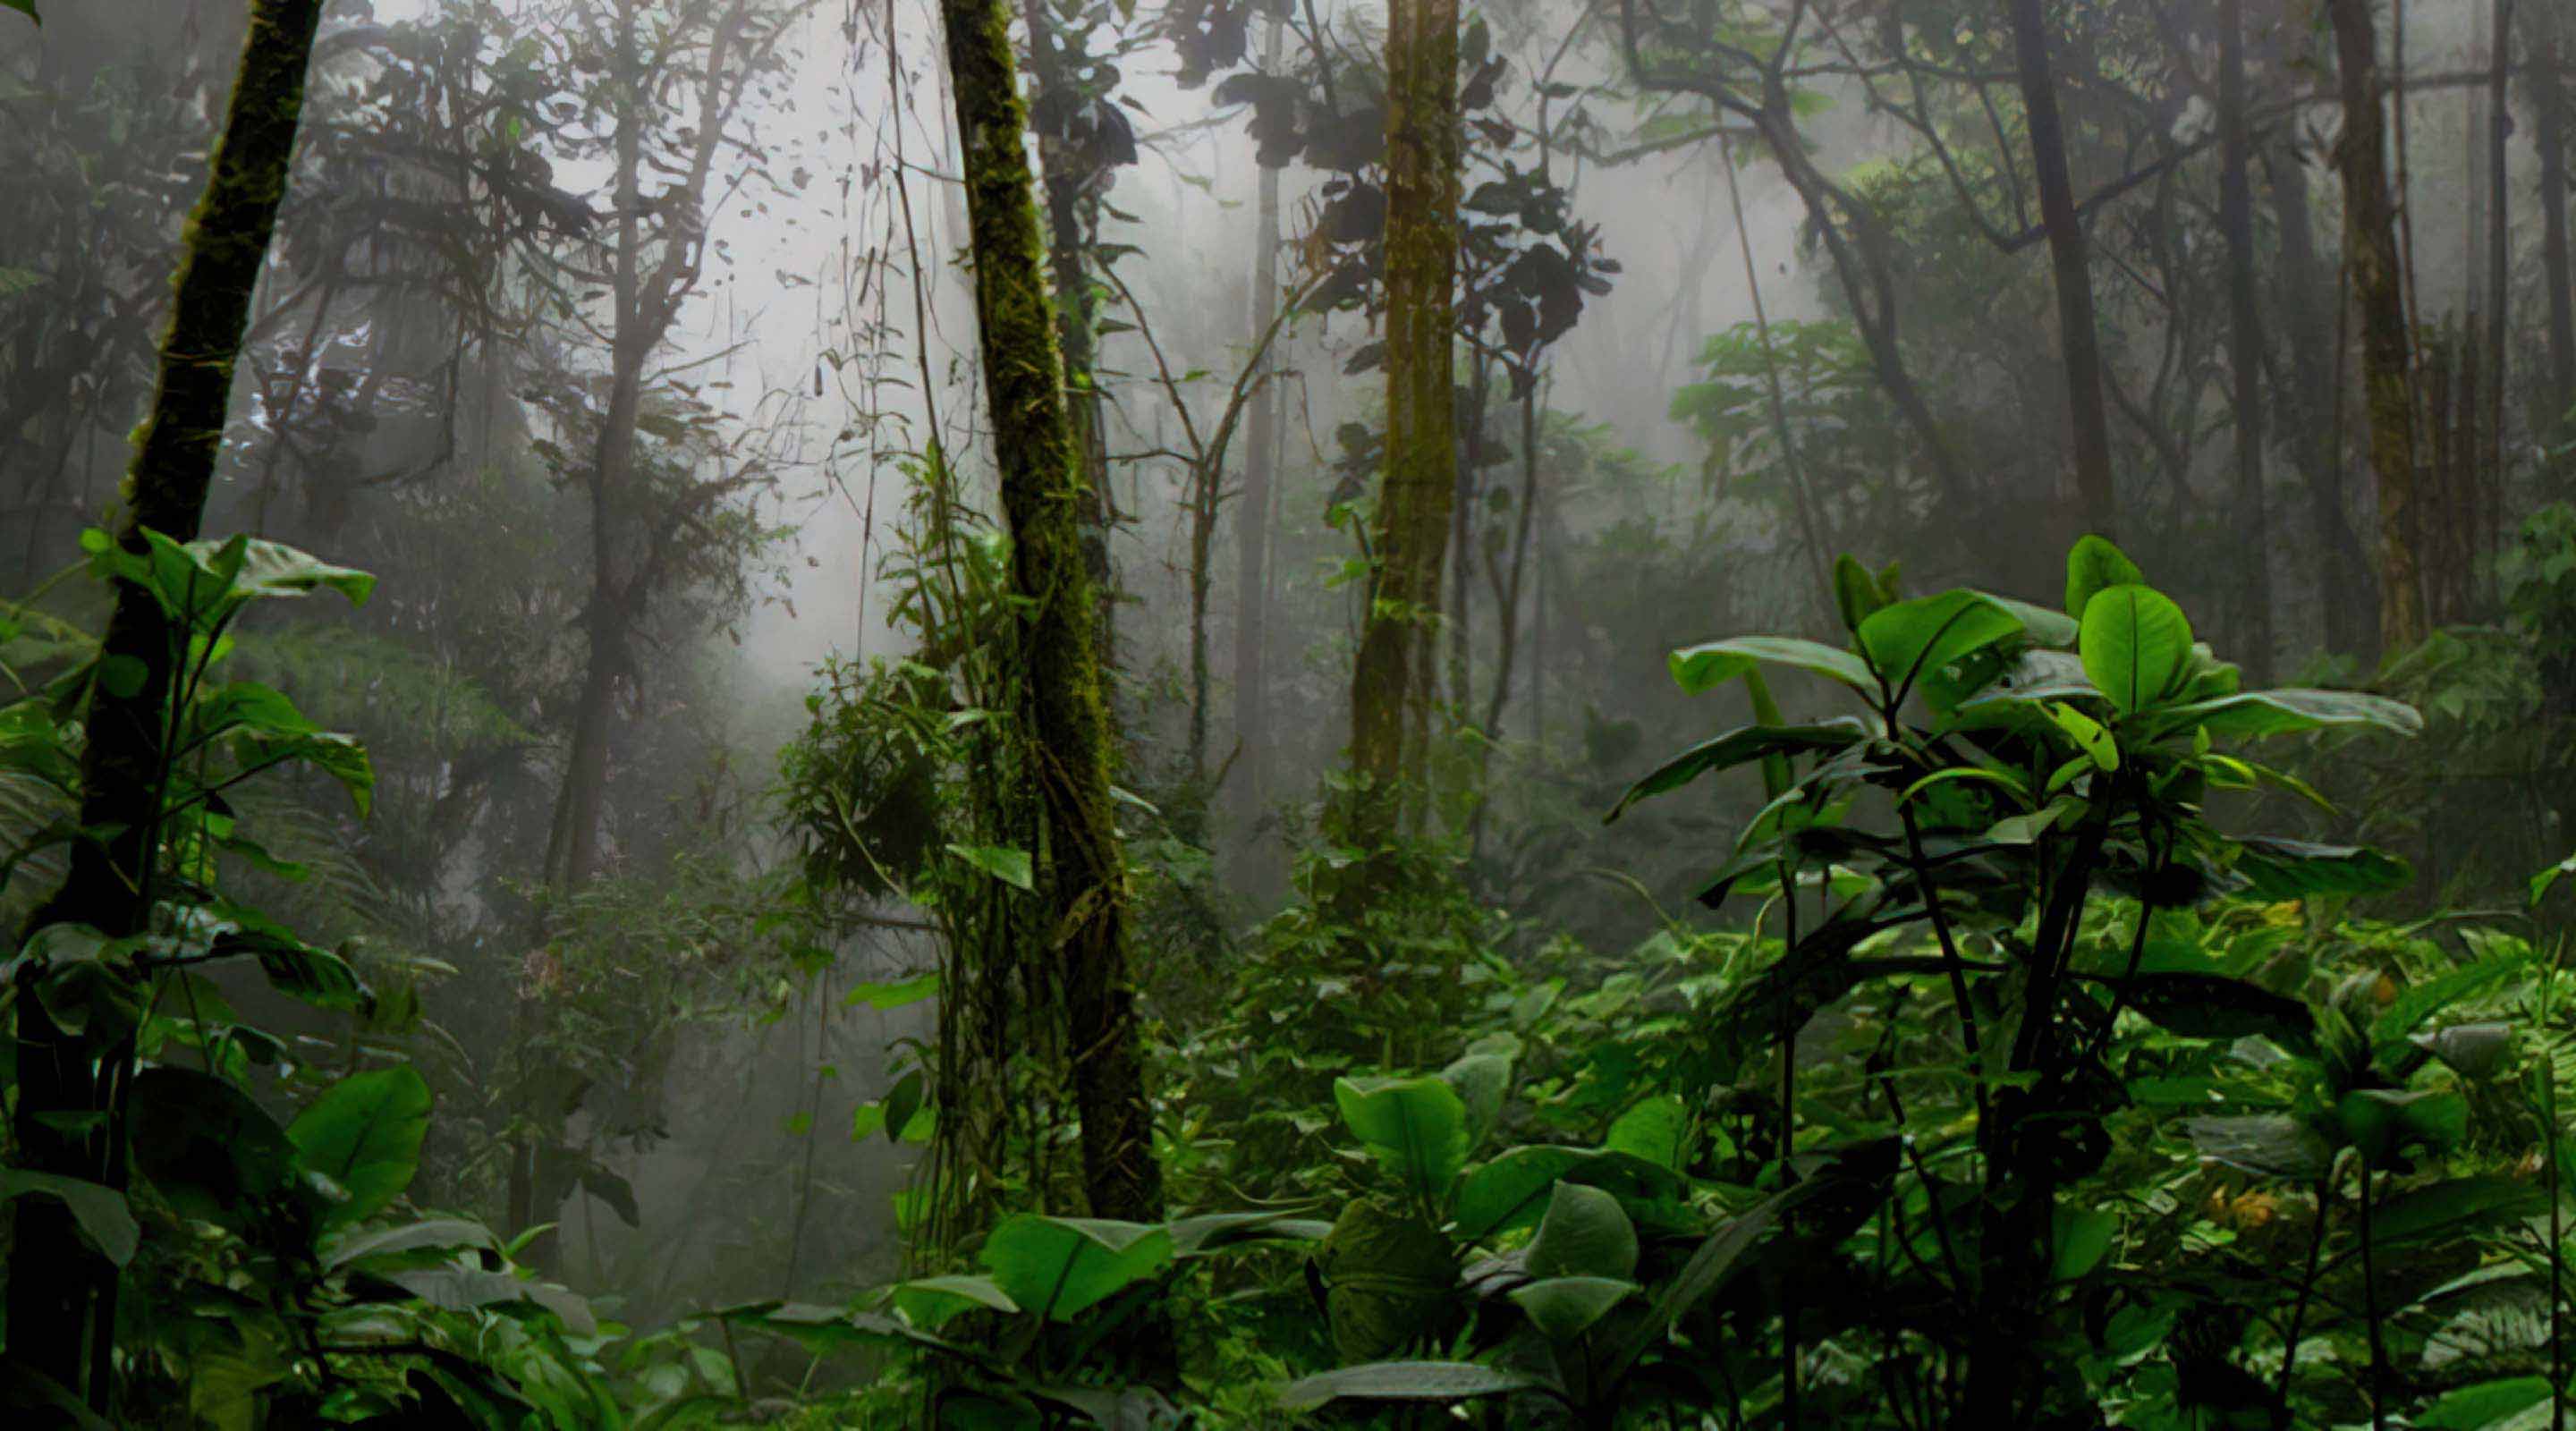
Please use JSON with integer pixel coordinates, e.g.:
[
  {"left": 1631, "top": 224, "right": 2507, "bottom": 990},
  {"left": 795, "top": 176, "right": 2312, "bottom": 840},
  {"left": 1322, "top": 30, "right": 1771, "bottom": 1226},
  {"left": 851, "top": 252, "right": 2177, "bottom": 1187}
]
[
  {"left": 2079, "top": 584, "right": 2192, "bottom": 715},
  {"left": 2153, "top": 688, "right": 2422, "bottom": 741},
  {"left": 2063, "top": 535, "right": 2144, "bottom": 619},
  {"left": 0, "top": 1172, "right": 138, "bottom": 1266},
  {"left": 1605, "top": 1094, "right": 1689, "bottom": 1169},
  {"left": 1668, "top": 636, "right": 1873, "bottom": 696},
  {"left": 1976, "top": 592, "right": 2079, "bottom": 648},
  {"left": 1335, "top": 1075, "right": 1470, "bottom": 1203},
  {"left": 843, "top": 970, "right": 936, "bottom": 1009},
  {"left": 1510, "top": 1275, "right": 1637, "bottom": 1341},
  {"left": 887, "top": 1274, "right": 1019, "bottom": 1330},
  {"left": 2372, "top": 954, "right": 2529, "bottom": 1046},
  {"left": 1438, "top": 1051, "right": 1512, "bottom": 1147},
  {"left": 1605, "top": 722, "right": 1867, "bottom": 820},
  {"left": 289, "top": 1066, "right": 432, "bottom": 1231},
  {"left": 2414, "top": 1376, "right": 2552, "bottom": 1430},
  {"left": 2335, "top": 1088, "right": 2468, "bottom": 1164},
  {"left": 130, "top": 1067, "right": 297, "bottom": 1230},
  {"left": 2047, "top": 701, "right": 2118, "bottom": 771},
  {"left": 2231, "top": 837, "right": 2411, "bottom": 900},
  {"left": 1606, "top": 1184, "right": 1801, "bottom": 1379},
  {"left": 1275, "top": 1361, "right": 1533, "bottom": 1412},
  {"left": 225, "top": 538, "right": 377, "bottom": 608},
  {"left": 2368, "top": 1175, "right": 2548, "bottom": 1249},
  {"left": 321, "top": 1217, "right": 496, "bottom": 1271},
  {"left": 979, "top": 1214, "right": 1173, "bottom": 1322},
  {"left": 945, "top": 843, "right": 1032, "bottom": 891},
  {"left": 2182, "top": 1114, "right": 2333, "bottom": 1181},
  {"left": 1526, "top": 1181, "right": 1639, "bottom": 1280},
  {"left": 1165, "top": 1210, "right": 1333, "bottom": 1256},
  {"left": 2050, "top": 1204, "right": 2115, "bottom": 1282},
  {"left": 1319, "top": 1199, "right": 1456, "bottom": 1362},
  {"left": 2123, "top": 973, "right": 2314, "bottom": 1049},
  {"left": 1452, "top": 1147, "right": 1693, "bottom": 1241},
  {"left": 1858, "top": 590, "right": 2024, "bottom": 692}
]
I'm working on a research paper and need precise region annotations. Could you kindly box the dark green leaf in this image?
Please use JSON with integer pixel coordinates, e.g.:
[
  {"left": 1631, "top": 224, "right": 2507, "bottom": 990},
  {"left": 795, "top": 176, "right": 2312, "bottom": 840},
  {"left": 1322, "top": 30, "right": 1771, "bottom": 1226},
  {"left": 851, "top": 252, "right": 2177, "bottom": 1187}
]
[
  {"left": 1606, "top": 722, "right": 1867, "bottom": 820},
  {"left": 289, "top": 1067, "right": 432, "bottom": 1231},
  {"left": 2124, "top": 973, "right": 2314, "bottom": 1049},
  {"left": 1668, "top": 636, "right": 1872, "bottom": 696},
  {"left": 0, "top": 1172, "right": 138, "bottom": 1266},
  {"left": 1275, "top": 1362, "right": 1533, "bottom": 1412}
]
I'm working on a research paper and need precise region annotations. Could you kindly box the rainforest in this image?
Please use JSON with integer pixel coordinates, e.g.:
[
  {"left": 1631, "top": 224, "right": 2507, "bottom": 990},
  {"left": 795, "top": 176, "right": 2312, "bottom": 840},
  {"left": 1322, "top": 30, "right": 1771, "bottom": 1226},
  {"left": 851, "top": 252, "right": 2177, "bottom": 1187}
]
[{"left": 3, "top": 0, "right": 2574, "bottom": 1426}]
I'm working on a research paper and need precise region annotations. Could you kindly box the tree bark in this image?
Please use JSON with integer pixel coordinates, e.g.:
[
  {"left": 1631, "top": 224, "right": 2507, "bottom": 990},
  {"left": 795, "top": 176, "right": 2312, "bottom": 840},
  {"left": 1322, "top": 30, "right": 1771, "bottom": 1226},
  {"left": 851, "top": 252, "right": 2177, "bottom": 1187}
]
[
  {"left": 11, "top": 0, "right": 326, "bottom": 1406},
  {"left": 2325, "top": 0, "right": 2426, "bottom": 653},
  {"left": 2006, "top": 0, "right": 2117, "bottom": 538},
  {"left": 2220, "top": 0, "right": 2273, "bottom": 681},
  {"left": 1229, "top": 19, "right": 1284, "bottom": 862},
  {"left": 938, "top": 0, "right": 1161, "bottom": 1224},
  {"left": 1347, "top": 0, "right": 1461, "bottom": 842}
]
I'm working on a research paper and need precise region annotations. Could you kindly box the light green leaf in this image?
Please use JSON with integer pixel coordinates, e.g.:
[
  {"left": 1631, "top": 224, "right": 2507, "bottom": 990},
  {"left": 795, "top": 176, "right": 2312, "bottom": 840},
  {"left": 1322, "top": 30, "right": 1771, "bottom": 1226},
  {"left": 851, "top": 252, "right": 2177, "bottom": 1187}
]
[
  {"left": 288, "top": 1066, "right": 431, "bottom": 1231},
  {"left": 2063, "top": 535, "right": 2144, "bottom": 619},
  {"left": 2079, "top": 584, "right": 2192, "bottom": 715},
  {"left": 945, "top": 843, "right": 1032, "bottom": 890},
  {"left": 1335, "top": 1075, "right": 1470, "bottom": 1203},
  {"left": 1668, "top": 636, "right": 1873, "bottom": 696},
  {"left": 1605, "top": 1094, "right": 1690, "bottom": 1169},
  {"left": 1526, "top": 1181, "right": 1639, "bottom": 1280},
  {"left": 1858, "top": 590, "right": 2025, "bottom": 693},
  {"left": 979, "top": 1215, "right": 1173, "bottom": 1322}
]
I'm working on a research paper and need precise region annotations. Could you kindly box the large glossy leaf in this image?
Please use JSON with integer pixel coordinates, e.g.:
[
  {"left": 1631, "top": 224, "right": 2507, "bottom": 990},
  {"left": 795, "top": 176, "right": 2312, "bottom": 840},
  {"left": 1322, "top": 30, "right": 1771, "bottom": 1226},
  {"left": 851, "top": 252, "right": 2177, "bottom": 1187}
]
[
  {"left": 1605, "top": 1095, "right": 1690, "bottom": 1169},
  {"left": 2182, "top": 1114, "right": 2333, "bottom": 1181},
  {"left": 1275, "top": 1361, "right": 1534, "bottom": 1412},
  {"left": 0, "top": 1171, "right": 138, "bottom": 1266},
  {"left": 1319, "top": 1199, "right": 1456, "bottom": 1362},
  {"left": 2368, "top": 1175, "right": 2548, "bottom": 1249},
  {"left": 2230, "top": 837, "right": 2411, "bottom": 900},
  {"left": 1166, "top": 1211, "right": 1335, "bottom": 1256},
  {"left": 130, "top": 1066, "right": 297, "bottom": 1230},
  {"left": 979, "top": 1215, "right": 1173, "bottom": 1322},
  {"left": 2413, "top": 1376, "right": 2552, "bottom": 1430},
  {"left": 2064, "top": 535, "right": 2145, "bottom": 619},
  {"left": 321, "top": 1217, "right": 495, "bottom": 1272},
  {"left": 2079, "top": 584, "right": 2191, "bottom": 715},
  {"left": 1526, "top": 1181, "right": 1639, "bottom": 1280},
  {"left": 1335, "top": 1075, "right": 1470, "bottom": 1203},
  {"left": 1606, "top": 722, "right": 1868, "bottom": 820},
  {"left": 2123, "top": 973, "right": 2314, "bottom": 1049},
  {"left": 1668, "top": 636, "right": 1872, "bottom": 696},
  {"left": 1858, "top": 590, "right": 2024, "bottom": 692},
  {"left": 1511, "top": 1275, "right": 1638, "bottom": 1342},
  {"left": 2152, "top": 688, "right": 2422, "bottom": 741},
  {"left": 888, "top": 1274, "right": 1019, "bottom": 1330},
  {"left": 289, "top": 1066, "right": 432, "bottom": 1231}
]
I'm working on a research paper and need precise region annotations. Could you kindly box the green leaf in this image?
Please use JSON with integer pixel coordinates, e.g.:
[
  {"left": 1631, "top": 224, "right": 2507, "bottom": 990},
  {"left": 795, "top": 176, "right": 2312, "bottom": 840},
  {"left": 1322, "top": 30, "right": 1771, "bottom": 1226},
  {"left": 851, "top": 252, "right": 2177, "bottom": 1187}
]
[
  {"left": 97, "top": 655, "right": 148, "bottom": 699},
  {"left": 2335, "top": 1088, "right": 2468, "bottom": 1164},
  {"left": 843, "top": 970, "right": 936, "bottom": 1009},
  {"left": 2079, "top": 584, "right": 2192, "bottom": 715},
  {"left": 1606, "top": 1184, "right": 1801, "bottom": 1379},
  {"left": 0, "top": 1172, "right": 138, "bottom": 1266},
  {"left": 1275, "top": 1362, "right": 1533, "bottom": 1412},
  {"left": 130, "top": 1067, "right": 297, "bottom": 1231},
  {"left": 1438, "top": 1051, "right": 1512, "bottom": 1147},
  {"left": 2123, "top": 973, "right": 2314, "bottom": 1049},
  {"left": 2182, "top": 1114, "right": 2333, "bottom": 1181},
  {"left": 1668, "top": 636, "right": 1873, "bottom": 696},
  {"left": 290, "top": 1067, "right": 432, "bottom": 1231},
  {"left": 2, "top": 3, "right": 41, "bottom": 27},
  {"left": 877, "top": 1070, "right": 926, "bottom": 1146},
  {"left": 2230, "top": 837, "right": 2411, "bottom": 900},
  {"left": 945, "top": 842, "right": 1032, "bottom": 890},
  {"left": 1335, "top": 1074, "right": 1470, "bottom": 1203},
  {"left": 2063, "top": 535, "right": 2144, "bottom": 620},
  {"left": 1858, "top": 590, "right": 2024, "bottom": 693},
  {"left": 321, "top": 1218, "right": 496, "bottom": 1272},
  {"left": 887, "top": 1274, "right": 1019, "bottom": 1330},
  {"left": 1605, "top": 722, "right": 1868, "bottom": 820},
  {"left": 1526, "top": 1181, "right": 1639, "bottom": 1280},
  {"left": 2412, "top": 1021, "right": 2516, "bottom": 1080},
  {"left": 2368, "top": 1175, "right": 2548, "bottom": 1249},
  {"left": 1319, "top": 1199, "right": 1456, "bottom": 1361},
  {"left": 2372, "top": 955, "right": 2529, "bottom": 1046},
  {"left": 226, "top": 538, "right": 376, "bottom": 607},
  {"left": 1833, "top": 554, "right": 1890, "bottom": 634},
  {"left": 1605, "top": 1094, "right": 1690, "bottom": 1169},
  {"left": 1510, "top": 1275, "right": 1637, "bottom": 1341},
  {"left": 2153, "top": 688, "right": 2422, "bottom": 741},
  {"left": 2050, "top": 1203, "right": 2115, "bottom": 1282},
  {"left": 979, "top": 1215, "right": 1173, "bottom": 1322},
  {"left": 1453, "top": 1147, "right": 1695, "bottom": 1242},
  {"left": 2414, "top": 1376, "right": 2552, "bottom": 1430},
  {"left": 1165, "top": 1210, "right": 1334, "bottom": 1256}
]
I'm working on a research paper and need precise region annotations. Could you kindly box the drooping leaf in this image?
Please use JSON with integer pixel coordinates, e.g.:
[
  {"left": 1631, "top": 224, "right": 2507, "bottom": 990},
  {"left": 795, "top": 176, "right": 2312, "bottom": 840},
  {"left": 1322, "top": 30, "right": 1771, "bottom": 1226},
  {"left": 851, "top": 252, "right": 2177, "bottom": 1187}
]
[
  {"left": 1453, "top": 1147, "right": 1695, "bottom": 1241},
  {"left": 843, "top": 970, "right": 936, "bottom": 1009},
  {"left": 1667, "top": 636, "right": 1873, "bottom": 697},
  {"left": 321, "top": 1218, "right": 496, "bottom": 1272},
  {"left": 2153, "top": 688, "right": 2423, "bottom": 741},
  {"left": 2335, "top": 1088, "right": 2468, "bottom": 1164},
  {"left": 1510, "top": 1275, "right": 1638, "bottom": 1342},
  {"left": 1335, "top": 1075, "right": 1470, "bottom": 1203},
  {"left": 2049, "top": 1203, "right": 2116, "bottom": 1283},
  {"left": 1606, "top": 1183, "right": 1801, "bottom": 1378},
  {"left": 2079, "top": 584, "right": 2192, "bottom": 715},
  {"left": 1275, "top": 1361, "right": 1533, "bottom": 1412},
  {"left": 1525, "top": 1181, "right": 1639, "bottom": 1280},
  {"left": 1605, "top": 722, "right": 1867, "bottom": 820},
  {"left": 2367, "top": 1175, "right": 2548, "bottom": 1249},
  {"left": 288, "top": 1066, "right": 432, "bottom": 1231},
  {"left": 2230, "top": 837, "right": 2411, "bottom": 900},
  {"left": 945, "top": 843, "right": 1032, "bottom": 891},
  {"left": 130, "top": 1066, "right": 298, "bottom": 1231},
  {"left": 0, "top": 1172, "right": 138, "bottom": 1266},
  {"left": 2413, "top": 1376, "right": 2552, "bottom": 1430},
  {"left": 979, "top": 1215, "right": 1173, "bottom": 1322},
  {"left": 887, "top": 1274, "right": 1019, "bottom": 1330}
]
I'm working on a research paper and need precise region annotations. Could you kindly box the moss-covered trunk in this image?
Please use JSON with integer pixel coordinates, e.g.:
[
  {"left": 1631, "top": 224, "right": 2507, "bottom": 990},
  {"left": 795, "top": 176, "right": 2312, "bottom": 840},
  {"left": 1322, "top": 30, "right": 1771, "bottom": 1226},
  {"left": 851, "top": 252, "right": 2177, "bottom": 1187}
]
[
  {"left": 9, "top": 0, "right": 326, "bottom": 1405},
  {"left": 1346, "top": 0, "right": 1461, "bottom": 843},
  {"left": 938, "top": 0, "right": 1160, "bottom": 1225},
  {"left": 2325, "top": 0, "right": 2425, "bottom": 653}
]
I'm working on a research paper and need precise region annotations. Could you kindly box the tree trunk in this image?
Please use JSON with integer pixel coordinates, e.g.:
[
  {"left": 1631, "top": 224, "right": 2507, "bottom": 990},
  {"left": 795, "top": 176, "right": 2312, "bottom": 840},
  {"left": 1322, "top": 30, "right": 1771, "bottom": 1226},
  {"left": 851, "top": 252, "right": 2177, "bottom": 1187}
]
[
  {"left": 2326, "top": 0, "right": 2426, "bottom": 653},
  {"left": 1229, "top": 21, "right": 1284, "bottom": 863},
  {"left": 2006, "top": 0, "right": 2117, "bottom": 538},
  {"left": 11, "top": 0, "right": 326, "bottom": 1406},
  {"left": 2529, "top": 0, "right": 2576, "bottom": 432},
  {"left": 2487, "top": 0, "right": 2512, "bottom": 549},
  {"left": 2220, "top": 0, "right": 2273, "bottom": 681},
  {"left": 938, "top": 0, "right": 1161, "bottom": 1224},
  {"left": 1347, "top": 0, "right": 1461, "bottom": 843}
]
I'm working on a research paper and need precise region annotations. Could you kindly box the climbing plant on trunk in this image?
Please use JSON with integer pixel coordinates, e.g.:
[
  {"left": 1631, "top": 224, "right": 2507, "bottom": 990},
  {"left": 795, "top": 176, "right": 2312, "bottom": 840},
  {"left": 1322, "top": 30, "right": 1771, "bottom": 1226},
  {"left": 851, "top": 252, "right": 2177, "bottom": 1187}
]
[{"left": 937, "top": 0, "right": 1161, "bottom": 1225}]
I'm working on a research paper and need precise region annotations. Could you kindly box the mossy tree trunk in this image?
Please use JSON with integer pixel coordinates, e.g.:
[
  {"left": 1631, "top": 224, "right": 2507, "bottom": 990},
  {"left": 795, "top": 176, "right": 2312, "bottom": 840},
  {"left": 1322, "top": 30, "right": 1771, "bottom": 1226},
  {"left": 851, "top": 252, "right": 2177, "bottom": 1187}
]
[
  {"left": 938, "top": 0, "right": 1161, "bottom": 1224},
  {"left": 2325, "top": 0, "right": 2426, "bottom": 653},
  {"left": 1346, "top": 0, "right": 1461, "bottom": 845},
  {"left": 9, "top": 0, "right": 326, "bottom": 1407}
]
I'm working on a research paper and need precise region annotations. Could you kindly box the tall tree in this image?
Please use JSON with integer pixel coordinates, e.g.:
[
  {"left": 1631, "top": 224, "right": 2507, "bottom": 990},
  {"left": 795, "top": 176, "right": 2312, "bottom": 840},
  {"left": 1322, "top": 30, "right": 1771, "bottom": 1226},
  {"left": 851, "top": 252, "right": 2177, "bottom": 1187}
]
[
  {"left": 1347, "top": 0, "right": 1462, "bottom": 840},
  {"left": 937, "top": 0, "right": 1161, "bottom": 1224},
  {"left": 2004, "top": 0, "right": 2116, "bottom": 538},
  {"left": 9, "top": 0, "right": 326, "bottom": 1406},
  {"left": 1230, "top": 17, "right": 1286, "bottom": 867},
  {"left": 2325, "top": 0, "right": 2425, "bottom": 653},
  {"left": 2220, "top": 0, "right": 2272, "bottom": 677},
  {"left": 2529, "top": 0, "right": 2576, "bottom": 431}
]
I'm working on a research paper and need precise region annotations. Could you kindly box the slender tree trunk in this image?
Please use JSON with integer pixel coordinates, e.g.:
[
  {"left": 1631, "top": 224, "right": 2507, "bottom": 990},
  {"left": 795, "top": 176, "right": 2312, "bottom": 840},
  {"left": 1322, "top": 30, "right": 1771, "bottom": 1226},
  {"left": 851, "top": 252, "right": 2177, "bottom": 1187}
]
[
  {"left": 938, "top": 0, "right": 1161, "bottom": 1224},
  {"left": 2262, "top": 139, "right": 2378, "bottom": 657},
  {"left": 2221, "top": 0, "right": 2273, "bottom": 681},
  {"left": 11, "top": 0, "right": 326, "bottom": 1407},
  {"left": 2487, "top": 0, "right": 2512, "bottom": 555},
  {"left": 1347, "top": 0, "right": 1461, "bottom": 841},
  {"left": 2006, "top": 0, "right": 2116, "bottom": 538},
  {"left": 1230, "top": 21, "right": 1284, "bottom": 859},
  {"left": 2530, "top": 0, "right": 2576, "bottom": 431},
  {"left": 2326, "top": 0, "right": 2427, "bottom": 652}
]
